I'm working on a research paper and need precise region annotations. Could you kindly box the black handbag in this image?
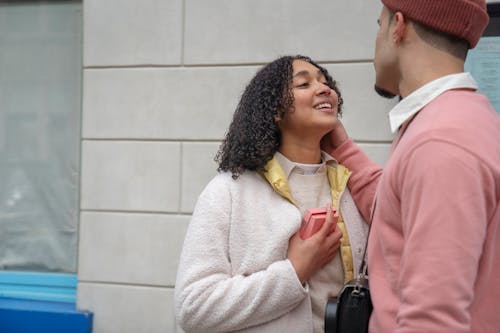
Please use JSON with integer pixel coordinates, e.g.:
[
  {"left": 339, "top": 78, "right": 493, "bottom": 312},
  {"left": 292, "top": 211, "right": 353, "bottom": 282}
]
[
  {"left": 324, "top": 273, "right": 372, "bottom": 333},
  {"left": 324, "top": 201, "right": 375, "bottom": 333}
]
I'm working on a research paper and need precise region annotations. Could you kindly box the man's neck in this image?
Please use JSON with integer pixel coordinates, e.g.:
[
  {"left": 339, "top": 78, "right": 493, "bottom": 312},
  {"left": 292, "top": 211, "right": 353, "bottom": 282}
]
[{"left": 398, "top": 47, "right": 465, "bottom": 98}]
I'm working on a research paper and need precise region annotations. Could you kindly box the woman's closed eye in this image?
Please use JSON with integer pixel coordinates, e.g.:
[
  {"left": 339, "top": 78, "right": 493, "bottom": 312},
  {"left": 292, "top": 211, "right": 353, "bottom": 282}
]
[{"left": 295, "top": 82, "right": 310, "bottom": 88}]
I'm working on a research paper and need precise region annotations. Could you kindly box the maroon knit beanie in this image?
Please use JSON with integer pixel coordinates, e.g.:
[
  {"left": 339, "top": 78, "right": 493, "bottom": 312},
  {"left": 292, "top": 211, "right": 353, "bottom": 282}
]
[{"left": 381, "top": 0, "right": 489, "bottom": 48}]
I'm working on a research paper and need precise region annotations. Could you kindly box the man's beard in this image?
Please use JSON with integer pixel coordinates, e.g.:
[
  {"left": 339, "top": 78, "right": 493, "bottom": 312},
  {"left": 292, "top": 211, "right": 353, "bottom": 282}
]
[{"left": 374, "top": 85, "right": 397, "bottom": 99}]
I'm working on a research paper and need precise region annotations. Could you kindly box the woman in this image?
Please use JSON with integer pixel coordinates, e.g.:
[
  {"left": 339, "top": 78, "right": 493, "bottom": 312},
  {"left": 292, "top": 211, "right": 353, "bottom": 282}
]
[{"left": 175, "top": 55, "right": 368, "bottom": 333}]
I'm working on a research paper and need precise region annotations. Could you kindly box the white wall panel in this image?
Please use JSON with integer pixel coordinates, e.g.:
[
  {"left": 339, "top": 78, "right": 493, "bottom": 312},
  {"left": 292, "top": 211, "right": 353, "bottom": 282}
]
[
  {"left": 82, "top": 67, "right": 256, "bottom": 139},
  {"left": 184, "top": 0, "right": 382, "bottom": 64},
  {"left": 84, "top": 0, "right": 182, "bottom": 66},
  {"left": 357, "top": 143, "right": 391, "bottom": 166},
  {"left": 181, "top": 142, "right": 220, "bottom": 212},
  {"left": 79, "top": 212, "right": 189, "bottom": 286},
  {"left": 83, "top": 63, "right": 395, "bottom": 141},
  {"left": 77, "top": 283, "right": 177, "bottom": 333},
  {"left": 80, "top": 141, "right": 180, "bottom": 211}
]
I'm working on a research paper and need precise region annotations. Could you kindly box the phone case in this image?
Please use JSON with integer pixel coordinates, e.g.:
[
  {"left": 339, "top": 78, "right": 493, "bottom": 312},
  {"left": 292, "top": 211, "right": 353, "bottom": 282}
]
[{"left": 299, "top": 207, "right": 338, "bottom": 239}]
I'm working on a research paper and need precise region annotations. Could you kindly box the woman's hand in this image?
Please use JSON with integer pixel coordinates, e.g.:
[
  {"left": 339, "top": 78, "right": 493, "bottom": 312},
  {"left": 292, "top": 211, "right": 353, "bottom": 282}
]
[{"left": 288, "top": 205, "right": 343, "bottom": 284}]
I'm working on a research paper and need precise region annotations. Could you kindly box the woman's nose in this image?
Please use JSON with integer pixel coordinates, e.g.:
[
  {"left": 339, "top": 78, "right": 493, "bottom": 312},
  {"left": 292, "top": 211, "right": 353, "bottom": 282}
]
[{"left": 316, "top": 82, "right": 331, "bottom": 95}]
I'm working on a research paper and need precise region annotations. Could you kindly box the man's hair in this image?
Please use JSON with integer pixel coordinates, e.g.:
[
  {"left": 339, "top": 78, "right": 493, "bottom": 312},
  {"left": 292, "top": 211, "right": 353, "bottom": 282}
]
[
  {"left": 387, "top": 9, "right": 469, "bottom": 60},
  {"left": 411, "top": 21, "right": 469, "bottom": 60},
  {"left": 215, "top": 55, "right": 343, "bottom": 179}
]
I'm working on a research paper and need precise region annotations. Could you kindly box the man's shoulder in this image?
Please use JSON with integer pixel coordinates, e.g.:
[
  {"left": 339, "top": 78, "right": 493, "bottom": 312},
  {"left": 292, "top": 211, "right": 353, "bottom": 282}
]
[
  {"left": 427, "top": 90, "right": 494, "bottom": 118},
  {"left": 392, "top": 91, "right": 498, "bottom": 166},
  {"left": 411, "top": 90, "right": 499, "bottom": 138}
]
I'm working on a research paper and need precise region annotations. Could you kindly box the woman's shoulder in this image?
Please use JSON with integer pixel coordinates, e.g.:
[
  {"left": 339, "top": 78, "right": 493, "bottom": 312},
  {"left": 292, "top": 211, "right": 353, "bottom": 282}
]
[
  {"left": 203, "top": 170, "right": 264, "bottom": 193},
  {"left": 194, "top": 170, "right": 267, "bottom": 211}
]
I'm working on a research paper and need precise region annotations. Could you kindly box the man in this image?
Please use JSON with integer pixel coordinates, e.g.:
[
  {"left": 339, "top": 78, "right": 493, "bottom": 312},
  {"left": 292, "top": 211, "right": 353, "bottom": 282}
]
[{"left": 322, "top": 0, "right": 500, "bottom": 332}]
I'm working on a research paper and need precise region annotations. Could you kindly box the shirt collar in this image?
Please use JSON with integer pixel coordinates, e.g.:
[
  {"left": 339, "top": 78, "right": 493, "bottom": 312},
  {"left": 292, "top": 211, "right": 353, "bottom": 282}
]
[
  {"left": 388, "top": 72, "right": 478, "bottom": 133},
  {"left": 275, "top": 151, "right": 338, "bottom": 177}
]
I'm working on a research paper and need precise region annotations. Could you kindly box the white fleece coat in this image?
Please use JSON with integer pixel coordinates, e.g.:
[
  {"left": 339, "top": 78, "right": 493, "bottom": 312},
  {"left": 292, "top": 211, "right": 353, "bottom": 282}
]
[{"left": 175, "top": 169, "right": 366, "bottom": 332}]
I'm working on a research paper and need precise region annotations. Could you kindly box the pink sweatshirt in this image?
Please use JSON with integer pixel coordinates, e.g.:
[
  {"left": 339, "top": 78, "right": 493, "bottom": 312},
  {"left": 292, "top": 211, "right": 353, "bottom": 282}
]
[{"left": 331, "top": 90, "right": 500, "bottom": 332}]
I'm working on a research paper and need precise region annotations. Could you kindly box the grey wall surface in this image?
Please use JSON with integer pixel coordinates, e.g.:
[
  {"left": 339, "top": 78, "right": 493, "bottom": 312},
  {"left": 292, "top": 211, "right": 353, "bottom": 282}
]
[{"left": 78, "top": 1, "right": 396, "bottom": 332}]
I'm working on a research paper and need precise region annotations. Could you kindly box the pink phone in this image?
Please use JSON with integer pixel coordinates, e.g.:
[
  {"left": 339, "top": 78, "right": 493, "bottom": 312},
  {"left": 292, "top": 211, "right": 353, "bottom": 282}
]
[{"left": 299, "top": 207, "right": 338, "bottom": 239}]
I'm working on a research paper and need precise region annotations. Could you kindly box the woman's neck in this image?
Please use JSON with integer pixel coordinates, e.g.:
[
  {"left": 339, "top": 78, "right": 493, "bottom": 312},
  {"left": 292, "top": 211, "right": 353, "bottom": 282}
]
[{"left": 279, "top": 140, "right": 322, "bottom": 164}]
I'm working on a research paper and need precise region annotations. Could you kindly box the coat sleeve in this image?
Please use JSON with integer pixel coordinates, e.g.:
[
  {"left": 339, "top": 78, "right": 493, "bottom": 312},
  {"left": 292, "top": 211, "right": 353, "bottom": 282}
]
[
  {"left": 174, "top": 176, "right": 308, "bottom": 333},
  {"left": 329, "top": 139, "right": 383, "bottom": 222},
  {"left": 395, "top": 139, "right": 490, "bottom": 332}
]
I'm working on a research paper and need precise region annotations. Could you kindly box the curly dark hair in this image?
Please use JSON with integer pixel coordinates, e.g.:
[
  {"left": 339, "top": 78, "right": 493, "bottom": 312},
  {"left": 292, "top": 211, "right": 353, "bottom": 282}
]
[{"left": 215, "top": 55, "right": 343, "bottom": 179}]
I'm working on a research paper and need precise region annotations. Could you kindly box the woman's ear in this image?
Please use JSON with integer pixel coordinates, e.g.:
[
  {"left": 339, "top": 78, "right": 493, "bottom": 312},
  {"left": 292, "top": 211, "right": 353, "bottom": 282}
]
[{"left": 274, "top": 115, "right": 281, "bottom": 123}]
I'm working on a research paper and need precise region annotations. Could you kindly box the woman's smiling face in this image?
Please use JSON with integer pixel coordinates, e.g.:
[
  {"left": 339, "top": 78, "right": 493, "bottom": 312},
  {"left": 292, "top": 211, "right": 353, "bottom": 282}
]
[{"left": 278, "top": 59, "right": 339, "bottom": 141}]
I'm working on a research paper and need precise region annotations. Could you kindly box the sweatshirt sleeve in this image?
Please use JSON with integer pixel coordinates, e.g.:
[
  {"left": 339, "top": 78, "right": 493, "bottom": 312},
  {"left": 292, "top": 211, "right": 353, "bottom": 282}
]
[
  {"left": 174, "top": 176, "right": 308, "bottom": 333},
  {"left": 395, "top": 139, "right": 489, "bottom": 332},
  {"left": 329, "top": 139, "right": 383, "bottom": 222}
]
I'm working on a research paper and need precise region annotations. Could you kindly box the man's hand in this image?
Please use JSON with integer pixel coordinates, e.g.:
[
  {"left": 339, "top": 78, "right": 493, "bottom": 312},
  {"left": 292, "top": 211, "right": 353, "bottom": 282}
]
[{"left": 321, "top": 120, "right": 349, "bottom": 154}]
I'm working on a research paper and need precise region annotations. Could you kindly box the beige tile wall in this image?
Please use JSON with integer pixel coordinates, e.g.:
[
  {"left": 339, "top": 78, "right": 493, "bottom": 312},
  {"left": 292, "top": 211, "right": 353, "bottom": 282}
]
[{"left": 78, "top": 0, "right": 394, "bottom": 332}]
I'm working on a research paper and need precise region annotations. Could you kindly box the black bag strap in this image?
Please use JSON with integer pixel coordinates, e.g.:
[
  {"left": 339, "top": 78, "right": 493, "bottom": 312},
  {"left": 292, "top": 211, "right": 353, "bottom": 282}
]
[{"left": 357, "top": 198, "right": 376, "bottom": 278}]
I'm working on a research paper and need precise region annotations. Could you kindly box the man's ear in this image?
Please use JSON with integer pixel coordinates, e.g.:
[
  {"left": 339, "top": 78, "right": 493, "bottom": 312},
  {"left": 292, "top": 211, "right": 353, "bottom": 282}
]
[
  {"left": 274, "top": 115, "right": 281, "bottom": 123},
  {"left": 392, "top": 12, "right": 408, "bottom": 44}
]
